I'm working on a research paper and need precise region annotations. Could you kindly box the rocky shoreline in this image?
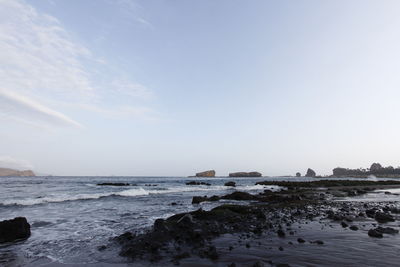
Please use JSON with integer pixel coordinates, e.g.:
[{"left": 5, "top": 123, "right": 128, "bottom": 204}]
[{"left": 111, "top": 180, "right": 400, "bottom": 266}]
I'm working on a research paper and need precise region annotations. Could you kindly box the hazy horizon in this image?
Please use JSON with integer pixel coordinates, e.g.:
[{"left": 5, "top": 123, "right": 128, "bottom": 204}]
[{"left": 2, "top": 0, "right": 400, "bottom": 176}]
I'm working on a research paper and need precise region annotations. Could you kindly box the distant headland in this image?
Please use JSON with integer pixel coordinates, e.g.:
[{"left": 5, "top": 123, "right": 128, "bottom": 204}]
[{"left": 0, "top": 167, "right": 35, "bottom": 177}]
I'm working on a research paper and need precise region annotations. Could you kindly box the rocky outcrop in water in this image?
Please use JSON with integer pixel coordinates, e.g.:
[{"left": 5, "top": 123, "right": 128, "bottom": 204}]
[
  {"left": 186, "top": 181, "right": 211, "bottom": 186},
  {"left": 195, "top": 170, "right": 216, "bottom": 177},
  {"left": 0, "top": 217, "right": 31, "bottom": 243},
  {"left": 224, "top": 181, "right": 236, "bottom": 187},
  {"left": 97, "top": 183, "right": 131, "bottom": 186},
  {"left": 296, "top": 172, "right": 301, "bottom": 177},
  {"left": 0, "top": 168, "right": 35, "bottom": 177},
  {"left": 229, "top": 172, "right": 262, "bottom": 177},
  {"left": 305, "top": 168, "right": 316, "bottom": 177}
]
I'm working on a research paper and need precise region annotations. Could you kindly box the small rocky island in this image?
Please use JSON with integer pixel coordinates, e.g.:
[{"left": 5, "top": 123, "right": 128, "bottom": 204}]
[
  {"left": 195, "top": 170, "right": 216, "bottom": 177},
  {"left": 0, "top": 167, "right": 35, "bottom": 177},
  {"left": 229, "top": 171, "right": 262, "bottom": 177}
]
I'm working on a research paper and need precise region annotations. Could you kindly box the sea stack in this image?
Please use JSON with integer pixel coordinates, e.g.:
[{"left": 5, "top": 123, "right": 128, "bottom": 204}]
[
  {"left": 229, "top": 172, "right": 262, "bottom": 177},
  {"left": 195, "top": 170, "right": 216, "bottom": 177},
  {"left": 305, "top": 168, "right": 316, "bottom": 177}
]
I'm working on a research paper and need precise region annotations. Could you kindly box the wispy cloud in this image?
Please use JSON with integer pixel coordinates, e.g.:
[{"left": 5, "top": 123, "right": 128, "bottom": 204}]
[
  {"left": 0, "top": 0, "right": 158, "bottom": 128},
  {"left": 0, "top": 89, "right": 83, "bottom": 128}
]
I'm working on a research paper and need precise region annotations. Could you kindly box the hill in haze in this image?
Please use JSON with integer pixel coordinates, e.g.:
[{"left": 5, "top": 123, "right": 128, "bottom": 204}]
[{"left": 0, "top": 167, "right": 35, "bottom": 177}]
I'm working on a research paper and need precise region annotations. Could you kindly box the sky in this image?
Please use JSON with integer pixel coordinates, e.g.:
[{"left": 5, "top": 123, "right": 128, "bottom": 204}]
[{"left": 1, "top": 0, "right": 400, "bottom": 176}]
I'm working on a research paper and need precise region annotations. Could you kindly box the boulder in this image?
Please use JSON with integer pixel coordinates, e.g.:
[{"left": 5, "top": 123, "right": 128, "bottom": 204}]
[
  {"left": 296, "top": 172, "right": 301, "bottom": 177},
  {"left": 229, "top": 172, "right": 262, "bottom": 177},
  {"left": 305, "top": 168, "right": 316, "bottom": 178},
  {"left": 195, "top": 170, "right": 216, "bottom": 177},
  {"left": 374, "top": 212, "right": 395, "bottom": 223},
  {"left": 0, "top": 217, "right": 31, "bottom": 243},
  {"left": 224, "top": 181, "right": 236, "bottom": 187}
]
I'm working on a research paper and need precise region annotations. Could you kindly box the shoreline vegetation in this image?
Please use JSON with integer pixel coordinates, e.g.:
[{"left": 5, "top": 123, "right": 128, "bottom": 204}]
[{"left": 111, "top": 179, "right": 400, "bottom": 266}]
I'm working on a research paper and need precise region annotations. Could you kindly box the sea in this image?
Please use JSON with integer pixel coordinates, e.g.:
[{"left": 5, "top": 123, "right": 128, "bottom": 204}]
[{"left": 0, "top": 176, "right": 399, "bottom": 266}]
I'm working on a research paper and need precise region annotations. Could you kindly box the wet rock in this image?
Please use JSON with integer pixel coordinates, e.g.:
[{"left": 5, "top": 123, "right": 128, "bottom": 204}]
[
  {"left": 368, "top": 229, "right": 383, "bottom": 238},
  {"left": 224, "top": 181, "right": 236, "bottom": 187},
  {"left": 279, "top": 246, "right": 284, "bottom": 251},
  {"left": 0, "top": 217, "right": 31, "bottom": 243},
  {"left": 366, "top": 209, "right": 377, "bottom": 218},
  {"left": 97, "top": 183, "right": 130, "bottom": 186},
  {"left": 177, "top": 214, "right": 194, "bottom": 228},
  {"left": 297, "top": 238, "right": 305, "bottom": 243},
  {"left": 296, "top": 172, "right": 301, "bottom": 177},
  {"left": 349, "top": 225, "right": 359, "bottom": 231},
  {"left": 186, "top": 181, "right": 211, "bottom": 186},
  {"left": 252, "top": 261, "right": 265, "bottom": 267},
  {"left": 341, "top": 222, "right": 348, "bottom": 228},
  {"left": 375, "top": 227, "right": 399, "bottom": 234},
  {"left": 154, "top": 219, "right": 169, "bottom": 232},
  {"left": 192, "top": 196, "right": 208, "bottom": 204},
  {"left": 277, "top": 229, "right": 285, "bottom": 237},
  {"left": 311, "top": 240, "right": 324, "bottom": 245},
  {"left": 374, "top": 212, "right": 395, "bottom": 223}
]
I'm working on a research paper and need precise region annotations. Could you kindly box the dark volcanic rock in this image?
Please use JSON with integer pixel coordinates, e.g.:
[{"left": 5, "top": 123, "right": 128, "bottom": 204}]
[
  {"left": 374, "top": 212, "right": 395, "bottom": 223},
  {"left": 368, "top": 229, "right": 383, "bottom": 238},
  {"left": 349, "top": 225, "right": 359, "bottom": 231},
  {"left": 186, "top": 181, "right": 211, "bottom": 186},
  {"left": 195, "top": 170, "right": 216, "bottom": 177},
  {"left": 277, "top": 229, "right": 285, "bottom": 237},
  {"left": 224, "top": 181, "right": 236, "bottom": 187},
  {"left": 305, "top": 168, "right": 316, "bottom": 178},
  {"left": 296, "top": 172, "right": 301, "bottom": 177},
  {"left": 374, "top": 227, "right": 399, "bottom": 234},
  {"left": 229, "top": 172, "right": 262, "bottom": 177},
  {"left": 0, "top": 217, "right": 31, "bottom": 243},
  {"left": 97, "top": 183, "right": 130, "bottom": 186},
  {"left": 192, "top": 196, "right": 208, "bottom": 204}
]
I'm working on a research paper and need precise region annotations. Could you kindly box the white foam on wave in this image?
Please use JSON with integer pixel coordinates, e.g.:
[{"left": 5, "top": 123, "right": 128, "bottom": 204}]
[
  {"left": 1, "top": 184, "right": 282, "bottom": 206},
  {"left": 115, "top": 188, "right": 149, "bottom": 197},
  {"left": 2, "top": 188, "right": 150, "bottom": 206}
]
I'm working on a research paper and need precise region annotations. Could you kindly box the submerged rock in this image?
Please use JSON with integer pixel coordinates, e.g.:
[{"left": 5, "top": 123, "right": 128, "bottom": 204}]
[
  {"left": 368, "top": 229, "right": 383, "bottom": 238},
  {"left": 224, "top": 181, "right": 236, "bottom": 187},
  {"left": 97, "top": 183, "right": 130, "bottom": 186},
  {"left": 0, "top": 217, "right": 31, "bottom": 243},
  {"left": 186, "top": 181, "right": 211, "bottom": 186}
]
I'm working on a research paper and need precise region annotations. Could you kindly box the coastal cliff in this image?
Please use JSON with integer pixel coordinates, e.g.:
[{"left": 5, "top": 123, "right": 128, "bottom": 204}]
[{"left": 0, "top": 168, "right": 35, "bottom": 177}]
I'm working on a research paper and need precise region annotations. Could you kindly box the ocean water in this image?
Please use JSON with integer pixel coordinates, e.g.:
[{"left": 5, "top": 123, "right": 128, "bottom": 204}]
[
  {"left": 0, "top": 176, "right": 282, "bottom": 266},
  {"left": 0, "top": 176, "right": 399, "bottom": 266}
]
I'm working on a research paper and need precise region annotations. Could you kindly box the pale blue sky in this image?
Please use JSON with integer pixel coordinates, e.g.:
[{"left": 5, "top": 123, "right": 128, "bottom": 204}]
[{"left": 1, "top": 0, "right": 400, "bottom": 176}]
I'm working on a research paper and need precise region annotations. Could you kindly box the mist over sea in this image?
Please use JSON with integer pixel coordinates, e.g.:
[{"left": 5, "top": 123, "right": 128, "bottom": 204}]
[{"left": 1, "top": 176, "right": 399, "bottom": 266}]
